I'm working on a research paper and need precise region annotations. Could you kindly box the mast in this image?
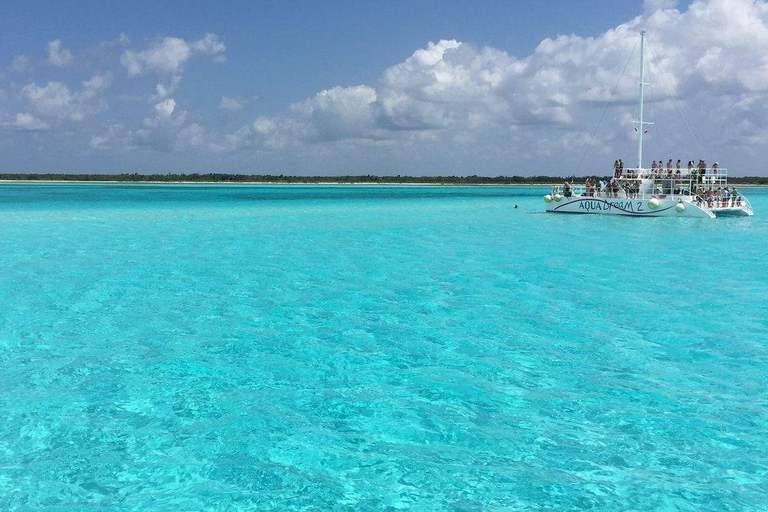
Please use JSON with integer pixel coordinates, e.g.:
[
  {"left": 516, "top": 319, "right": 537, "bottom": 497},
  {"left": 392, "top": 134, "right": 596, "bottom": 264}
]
[{"left": 637, "top": 31, "right": 646, "bottom": 171}]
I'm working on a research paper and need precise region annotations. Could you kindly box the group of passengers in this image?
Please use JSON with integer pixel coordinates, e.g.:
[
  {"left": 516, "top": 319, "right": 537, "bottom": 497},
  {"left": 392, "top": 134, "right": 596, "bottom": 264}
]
[
  {"left": 695, "top": 185, "right": 743, "bottom": 209},
  {"left": 582, "top": 177, "right": 642, "bottom": 198},
  {"left": 574, "top": 178, "right": 743, "bottom": 208},
  {"left": 612, "top": 158, "right": 721, "bottom": 183},
  {"left": 573, "top": 179, "right": 743, "bottom": 208}
]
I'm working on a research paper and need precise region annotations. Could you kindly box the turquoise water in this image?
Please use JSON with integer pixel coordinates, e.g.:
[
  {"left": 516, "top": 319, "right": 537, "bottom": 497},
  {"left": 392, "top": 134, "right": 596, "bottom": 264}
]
[{"left": 1, "top": 183, "right": 767, "bottom": 511}]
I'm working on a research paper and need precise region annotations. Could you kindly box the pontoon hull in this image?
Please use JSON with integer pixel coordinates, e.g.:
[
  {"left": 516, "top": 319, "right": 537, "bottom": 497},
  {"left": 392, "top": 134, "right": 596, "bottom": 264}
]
[
  {"left": 545, "top": 197, "right": 717, "bottom": 218},
  {"left": 713, "top": 207, "right": 754, "bottom": 217}
]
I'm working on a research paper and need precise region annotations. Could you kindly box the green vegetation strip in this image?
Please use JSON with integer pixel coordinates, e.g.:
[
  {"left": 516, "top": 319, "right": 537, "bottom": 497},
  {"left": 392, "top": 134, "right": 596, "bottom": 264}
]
[{"left": 1, "top": 174, "right": 767, "bottom": 185}]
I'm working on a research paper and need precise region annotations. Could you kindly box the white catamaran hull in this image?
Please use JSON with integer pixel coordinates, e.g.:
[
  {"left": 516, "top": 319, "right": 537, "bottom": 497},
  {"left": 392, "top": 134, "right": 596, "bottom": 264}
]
[{"left": 546, "top": 196, "right": 715, "bottom": 218}]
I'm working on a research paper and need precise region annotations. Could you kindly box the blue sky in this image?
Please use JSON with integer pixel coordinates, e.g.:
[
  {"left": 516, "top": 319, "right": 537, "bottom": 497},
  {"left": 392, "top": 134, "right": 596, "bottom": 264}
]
[{"left": 2, "top": 0, "right": 768, "bottom": 176}]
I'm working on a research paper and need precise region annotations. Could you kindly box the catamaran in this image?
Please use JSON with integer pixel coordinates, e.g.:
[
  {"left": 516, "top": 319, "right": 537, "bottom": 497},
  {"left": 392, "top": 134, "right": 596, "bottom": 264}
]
[{"left": 545, "top": 31, "right": 753, "bottom": 218}]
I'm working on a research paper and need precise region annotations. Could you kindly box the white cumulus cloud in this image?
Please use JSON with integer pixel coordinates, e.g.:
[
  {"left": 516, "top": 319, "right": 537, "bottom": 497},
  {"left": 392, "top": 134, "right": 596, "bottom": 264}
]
[
  {"left": 291, "top": 85, "right": 379, "bottom": 141},
  {"left": 9, "top": 55, "right": 31, "bottom": 73},
  {"left": 3, "top": 113, "right": 51, "bottom": 131},
  {"left": 22, "top": 82, "right": 78, "bottom": 120},
  {"left": 120, "top": 33, "right": 226, "bottom": 103},
  {"left": 154, "top": 76, "right": 181, "bottom": 99},
  {"left": 191, "top": 32, "right": 226, "bottom": 55},
  {"left": 120, "top": 33, "right": 225, "bottom": 77},
  {"left": 218, "top": 95, "right": 259, "bottom": 112},
  {"left": 131, "top": 98, "right": 194, "bottom": 152},
  {"left": 46, "top": 40, "right": 74, "bottom": 67},
  {"left": 153, "top": 98, "right": 176, "bottom": 118},
  {"left": 81, "top": 73, "right": 113, "bottom": 99},
  {"left": 19, "top": 74, "right": 111, "bottom": 125}
]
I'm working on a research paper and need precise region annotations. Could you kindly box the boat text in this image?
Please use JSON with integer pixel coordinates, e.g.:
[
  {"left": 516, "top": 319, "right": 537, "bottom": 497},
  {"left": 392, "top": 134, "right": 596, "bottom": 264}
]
[{"left": 577, "top": 200, "right": 645, "bottom": 212}]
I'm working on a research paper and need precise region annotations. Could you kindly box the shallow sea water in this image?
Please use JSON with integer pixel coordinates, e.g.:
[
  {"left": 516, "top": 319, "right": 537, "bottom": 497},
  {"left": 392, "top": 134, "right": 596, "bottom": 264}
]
[{"left": 0, "top": 183, "right": 767, "bottom": 511}]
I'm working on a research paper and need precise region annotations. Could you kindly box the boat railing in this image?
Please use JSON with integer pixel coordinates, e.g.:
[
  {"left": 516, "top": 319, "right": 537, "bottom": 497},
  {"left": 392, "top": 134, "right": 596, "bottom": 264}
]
[
  {"left": 742, "top": 194, "right": 754, "bottom": 212},
  {"left": 618, "top": 167, "right": 728, "bottom": 182}
]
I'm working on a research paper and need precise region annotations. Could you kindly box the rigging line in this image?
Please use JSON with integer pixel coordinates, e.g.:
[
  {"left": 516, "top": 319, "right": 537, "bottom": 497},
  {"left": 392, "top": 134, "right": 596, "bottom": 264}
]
[
  {"left": 648, "top": 66, "right": 661, "bottom": 161},
  {"left": 645, "top": 37, "right": 706, "bottom": 157},
  {"left": 575, "top": 37, "right": 639, "bottom": 175},
  {"left": 625, "top": 114, "right": 636, "bottom": 163}
]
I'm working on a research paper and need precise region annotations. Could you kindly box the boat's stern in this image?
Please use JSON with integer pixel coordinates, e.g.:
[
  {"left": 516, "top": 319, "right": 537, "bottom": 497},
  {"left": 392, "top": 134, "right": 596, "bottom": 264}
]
[{"left": 711, "top": 195, "right": 754, "bottom": 216}]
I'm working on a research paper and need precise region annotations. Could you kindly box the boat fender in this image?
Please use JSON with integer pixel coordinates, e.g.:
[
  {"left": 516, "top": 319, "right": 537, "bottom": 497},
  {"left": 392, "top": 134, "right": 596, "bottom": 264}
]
[
  {"left": 675, "top": 202, "right": 685, "bottom": 213},
  {"left": 648, "top": 198, "right": 660, "bottom": 209},
  {"left": 554, "top": 194, "right": 563, "bottom": 202},
  {"left": 544, "top": 194, "right": 553, "bottom": 203}
]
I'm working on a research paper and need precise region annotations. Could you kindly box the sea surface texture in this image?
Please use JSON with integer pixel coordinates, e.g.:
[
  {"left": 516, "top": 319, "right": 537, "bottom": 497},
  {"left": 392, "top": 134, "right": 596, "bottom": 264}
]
[{"left": 1, "top": 183, "right": 767, "bottom": 511}]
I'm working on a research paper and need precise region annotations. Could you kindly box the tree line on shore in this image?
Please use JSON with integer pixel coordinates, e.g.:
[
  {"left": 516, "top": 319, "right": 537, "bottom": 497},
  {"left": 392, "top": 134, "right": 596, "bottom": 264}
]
[{"left": 1, "top": 173, "right": 767, "bottom": 185}]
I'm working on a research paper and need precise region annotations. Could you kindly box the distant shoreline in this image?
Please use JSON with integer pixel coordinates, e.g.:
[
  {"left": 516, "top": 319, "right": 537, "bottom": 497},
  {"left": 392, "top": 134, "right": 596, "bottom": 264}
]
[
  {"left": 0, "top": 180, "right": 561, "bottom": 186},
  {"left": 0, "top": 180, "right": 768, "bottom": 187},
  {"left": 1, "top": 173, "right": 767, "bottom": 186},
  {"left": 0, "top": 174, "right": 578, "bottom": 186},
  {"left": 1, "top": 180, "right": 766, "bottom": 187}
]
